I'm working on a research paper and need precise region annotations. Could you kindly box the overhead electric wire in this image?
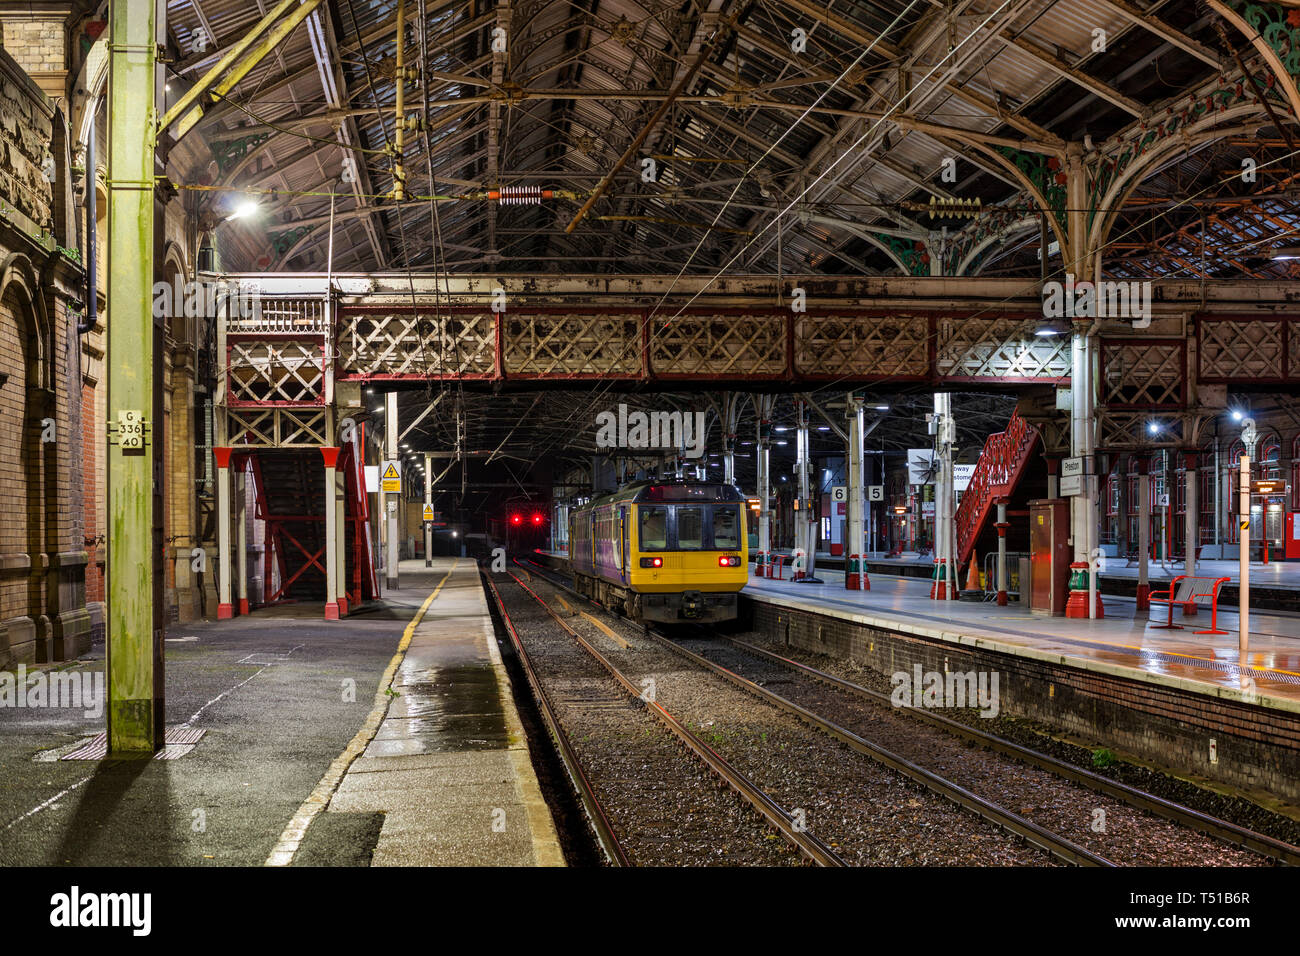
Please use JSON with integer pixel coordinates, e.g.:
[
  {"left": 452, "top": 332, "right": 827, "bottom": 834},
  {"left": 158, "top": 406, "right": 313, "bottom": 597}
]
[{"left": 511, "top": 0, "right": 928, "bottom": 469}]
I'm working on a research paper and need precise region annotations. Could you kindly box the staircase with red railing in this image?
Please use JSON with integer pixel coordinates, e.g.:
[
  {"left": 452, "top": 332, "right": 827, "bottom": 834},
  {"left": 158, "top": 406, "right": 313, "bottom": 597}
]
[{"left": 954, "top": 410, "right": 1040, "bottom": 569}]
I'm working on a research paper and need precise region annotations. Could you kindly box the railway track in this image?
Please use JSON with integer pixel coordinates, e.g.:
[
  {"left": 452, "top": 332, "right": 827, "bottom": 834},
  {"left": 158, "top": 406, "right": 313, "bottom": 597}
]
[
  {"left": 521, "top": 556, "right": 1297, "bottom": 867},
  {"left": 484, "top": 573, "right": 628, "bottom": 866},
  {"left": 517, "top": 560, "right": 1082, "bottom": 865},
  {"left": 710, "top": 635, "right": 1300, "bottom": 867},
  {"left": 484, "top": 568, "right": 846, "bottom": 866}
]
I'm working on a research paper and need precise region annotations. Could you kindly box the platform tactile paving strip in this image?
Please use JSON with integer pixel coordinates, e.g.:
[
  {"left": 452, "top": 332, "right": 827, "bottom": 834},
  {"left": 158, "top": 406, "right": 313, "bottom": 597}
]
[{"left": 60, "top": 727, "right": 207, "bottom": 761}]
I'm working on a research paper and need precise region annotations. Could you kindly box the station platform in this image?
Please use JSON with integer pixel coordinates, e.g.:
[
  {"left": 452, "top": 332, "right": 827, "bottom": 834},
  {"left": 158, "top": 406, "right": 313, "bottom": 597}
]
[
  {"left": 744, "top": 570, "right": 1300, "bottom": 712},
  {"left": 280, "top": 558, "right": 563, "bottom": 867},
  {"left": 765, "top": 550, "right": 1300, "bottom": 606},
  {"left": 0, "top": 558, "right": 563, "bottom": 867},
  {"left": 743, "top": 568, "right": 1300, "bottom": 803}
]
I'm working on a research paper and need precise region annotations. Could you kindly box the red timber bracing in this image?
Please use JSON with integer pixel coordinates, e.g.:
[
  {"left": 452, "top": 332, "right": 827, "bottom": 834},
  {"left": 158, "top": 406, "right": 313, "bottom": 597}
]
[
  {"left": 340, "top": 422, "right": 379, "bottom": 606},
  {"left": 234, "top": 427, "right": 377, "bottom": 614},
  {"left": 954, "top": 410, "right": 1040, "bottom": 570}
]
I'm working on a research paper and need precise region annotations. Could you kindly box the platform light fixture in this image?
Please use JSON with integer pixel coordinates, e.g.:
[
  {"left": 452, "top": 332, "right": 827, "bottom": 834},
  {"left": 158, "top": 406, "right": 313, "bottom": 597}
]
[
  {"left": 1148, "top": 421, "right": 1162, "bottom": 435},
  {"left": 874, "top": 404, "right": 890, "bottom": 411},
  {"left": 1271, "top": 246, "right": 1300, "bottom": 260},
  {"left": 1034, "top": 320, "right": 1066, "bottom": 337},
  {"left": 225, "top": 199, "right": 259, "bottom": 222},
  {"left": 1230, "top": 409, "right": 1244, "bottom": 421}
]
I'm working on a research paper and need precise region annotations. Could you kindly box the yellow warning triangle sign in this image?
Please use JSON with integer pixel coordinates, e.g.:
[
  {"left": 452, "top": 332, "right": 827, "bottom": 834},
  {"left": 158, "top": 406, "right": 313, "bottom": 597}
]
[
  {"left": 423, "top": 504, "right": 435, "bottom": 521},
  {"left": 382, "top": 463, "right": 400, "bottom": 480}
]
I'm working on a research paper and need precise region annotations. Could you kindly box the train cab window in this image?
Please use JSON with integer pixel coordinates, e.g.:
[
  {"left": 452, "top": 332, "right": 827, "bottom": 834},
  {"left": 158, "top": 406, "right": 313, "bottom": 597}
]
[
  {"left": 640, "top": 506, "right": 668, "bottom": 550},
  {"left": 677, "top": 507, "right": 704, "bottom": 550},
  {"left": 712, "top": 505, "right": 740, "bottom": 549}
]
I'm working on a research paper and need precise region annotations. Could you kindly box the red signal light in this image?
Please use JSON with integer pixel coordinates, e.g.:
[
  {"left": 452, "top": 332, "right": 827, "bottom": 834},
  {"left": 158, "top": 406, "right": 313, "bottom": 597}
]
[
  {"left": 531, "top": 513, "right": 544, "bottom": 526},
  {"left": 510, "top": 513, "right": 523, "bottom": 526}
]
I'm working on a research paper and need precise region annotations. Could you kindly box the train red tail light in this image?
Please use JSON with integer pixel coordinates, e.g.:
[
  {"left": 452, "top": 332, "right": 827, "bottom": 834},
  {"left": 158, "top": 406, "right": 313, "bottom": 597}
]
[
  {"left": 718, "top": 555, "right": 741, "bottom": 567},
  {"left": 640, "top": 557, "right": 663, "bottom": 568}
]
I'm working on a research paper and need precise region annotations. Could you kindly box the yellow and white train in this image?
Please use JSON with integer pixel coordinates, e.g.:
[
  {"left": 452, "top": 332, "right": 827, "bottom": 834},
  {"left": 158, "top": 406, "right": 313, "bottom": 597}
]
[{"left": 568, "top": 480, "right": 748, "bottom": 623}]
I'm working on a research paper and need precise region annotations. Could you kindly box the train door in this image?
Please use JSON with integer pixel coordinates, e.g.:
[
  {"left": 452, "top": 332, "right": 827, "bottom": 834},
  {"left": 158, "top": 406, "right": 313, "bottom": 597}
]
[{"left": 619, "top": 507, "right": 629, "bottom": 584}]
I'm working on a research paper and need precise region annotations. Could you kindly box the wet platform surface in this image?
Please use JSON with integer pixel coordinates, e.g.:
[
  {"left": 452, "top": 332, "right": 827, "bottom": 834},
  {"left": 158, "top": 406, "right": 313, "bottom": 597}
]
[
  {"left": 744, "top": 569, "right": 1300, "bottom": 712},
  {"left": 776, "top": 550, "right": 1300, "bottom": 596},
  {"left": 322, "top": 558, "right": 563, "bottom": 866},
  {"left": 0, "top": 558, "right": 561, "bottom": 867}
]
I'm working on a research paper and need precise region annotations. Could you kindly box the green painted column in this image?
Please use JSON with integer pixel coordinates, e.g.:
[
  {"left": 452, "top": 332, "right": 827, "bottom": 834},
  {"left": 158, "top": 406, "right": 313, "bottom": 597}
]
[{"left": 106, "top": 0, "right": 165, "bottom": 754}]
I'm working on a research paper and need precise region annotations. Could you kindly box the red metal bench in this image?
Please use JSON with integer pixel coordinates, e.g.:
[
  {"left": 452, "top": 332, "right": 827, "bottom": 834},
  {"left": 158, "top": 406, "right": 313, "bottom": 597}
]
[
  {"left": 1149, "top": 574, "right": 1231, "bottom": 635},
  {"left": 769, "top": 553, "right": 787, "bottom": 580}
]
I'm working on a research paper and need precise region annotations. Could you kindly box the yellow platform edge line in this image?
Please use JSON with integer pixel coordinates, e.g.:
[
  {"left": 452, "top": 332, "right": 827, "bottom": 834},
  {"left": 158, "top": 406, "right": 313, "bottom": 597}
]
[
  {"left": 264, "top": 560, "right": 458, "bottom": 867},
  {"left": 481, "top": 593, "right": 566, "bottom": 867}
]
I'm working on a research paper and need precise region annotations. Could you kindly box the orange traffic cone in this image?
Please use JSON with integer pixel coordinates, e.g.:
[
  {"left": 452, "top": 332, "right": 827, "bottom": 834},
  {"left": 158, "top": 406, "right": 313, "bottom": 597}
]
[{"left": 965, "top": 554, "right": 981, "bottom": 593}]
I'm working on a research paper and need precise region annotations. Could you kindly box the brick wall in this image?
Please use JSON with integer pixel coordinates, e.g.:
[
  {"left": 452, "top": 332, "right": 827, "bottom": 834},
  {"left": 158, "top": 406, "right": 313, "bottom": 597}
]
[
  {"left": 0, "top": 288, "right": 32, "bottom": 625},
  {"left": 81, "top": 381, "right": 101, "bottom": 603},
  {"left": 747, "top": 598, "right": 1300, "bottom": 802},
  {"left": 0, "top": 44, "right": 90, "bottom": 668},
  {"left": 0, "top": 8, "right": 69, "bottom": 99}
]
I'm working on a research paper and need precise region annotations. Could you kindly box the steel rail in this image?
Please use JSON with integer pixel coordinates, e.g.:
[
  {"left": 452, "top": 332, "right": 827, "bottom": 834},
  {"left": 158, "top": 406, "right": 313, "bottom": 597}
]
[
  {"left": 482, "top": 571, "right": 629, "bottom": 866},
  {"left": 500, "top": 569, "right": 847, "bottom": 867},
  {"left": 522, "top": 555, "right": 1299, "bottom": 865},
  {"left": 636, "top": 624, "right": 1114, "bottom": 867},
  {"left": 727, "top": 636, "right": 1300, "bottom": 867}
]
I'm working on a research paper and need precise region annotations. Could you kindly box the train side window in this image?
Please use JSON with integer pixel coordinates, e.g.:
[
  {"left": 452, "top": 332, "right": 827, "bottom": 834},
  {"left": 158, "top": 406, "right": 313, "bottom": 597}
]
[
  {"left": 640, "top": 506, "right": 667, "bottom": 550},
  {"left": 677, "top": 507, "right": 704, "bottom": 550},
  {"left": 712, "top": 505, "right": 740, "bottom": 549}
]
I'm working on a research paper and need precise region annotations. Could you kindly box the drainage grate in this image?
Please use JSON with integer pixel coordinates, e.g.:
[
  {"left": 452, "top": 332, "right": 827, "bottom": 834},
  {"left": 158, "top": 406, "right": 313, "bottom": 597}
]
[
  {"left": 1135, "top": 648, "right": 1300, "bottom": 687},
  {"left": 61, "top": 727, "right": 208, "bottom": 761}
]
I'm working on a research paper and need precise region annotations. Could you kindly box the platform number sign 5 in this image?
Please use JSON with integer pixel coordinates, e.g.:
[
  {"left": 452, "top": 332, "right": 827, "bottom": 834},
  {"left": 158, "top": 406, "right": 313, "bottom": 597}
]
[{"left": 868, "top": 485, "right": 884, "bottom": 502}]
